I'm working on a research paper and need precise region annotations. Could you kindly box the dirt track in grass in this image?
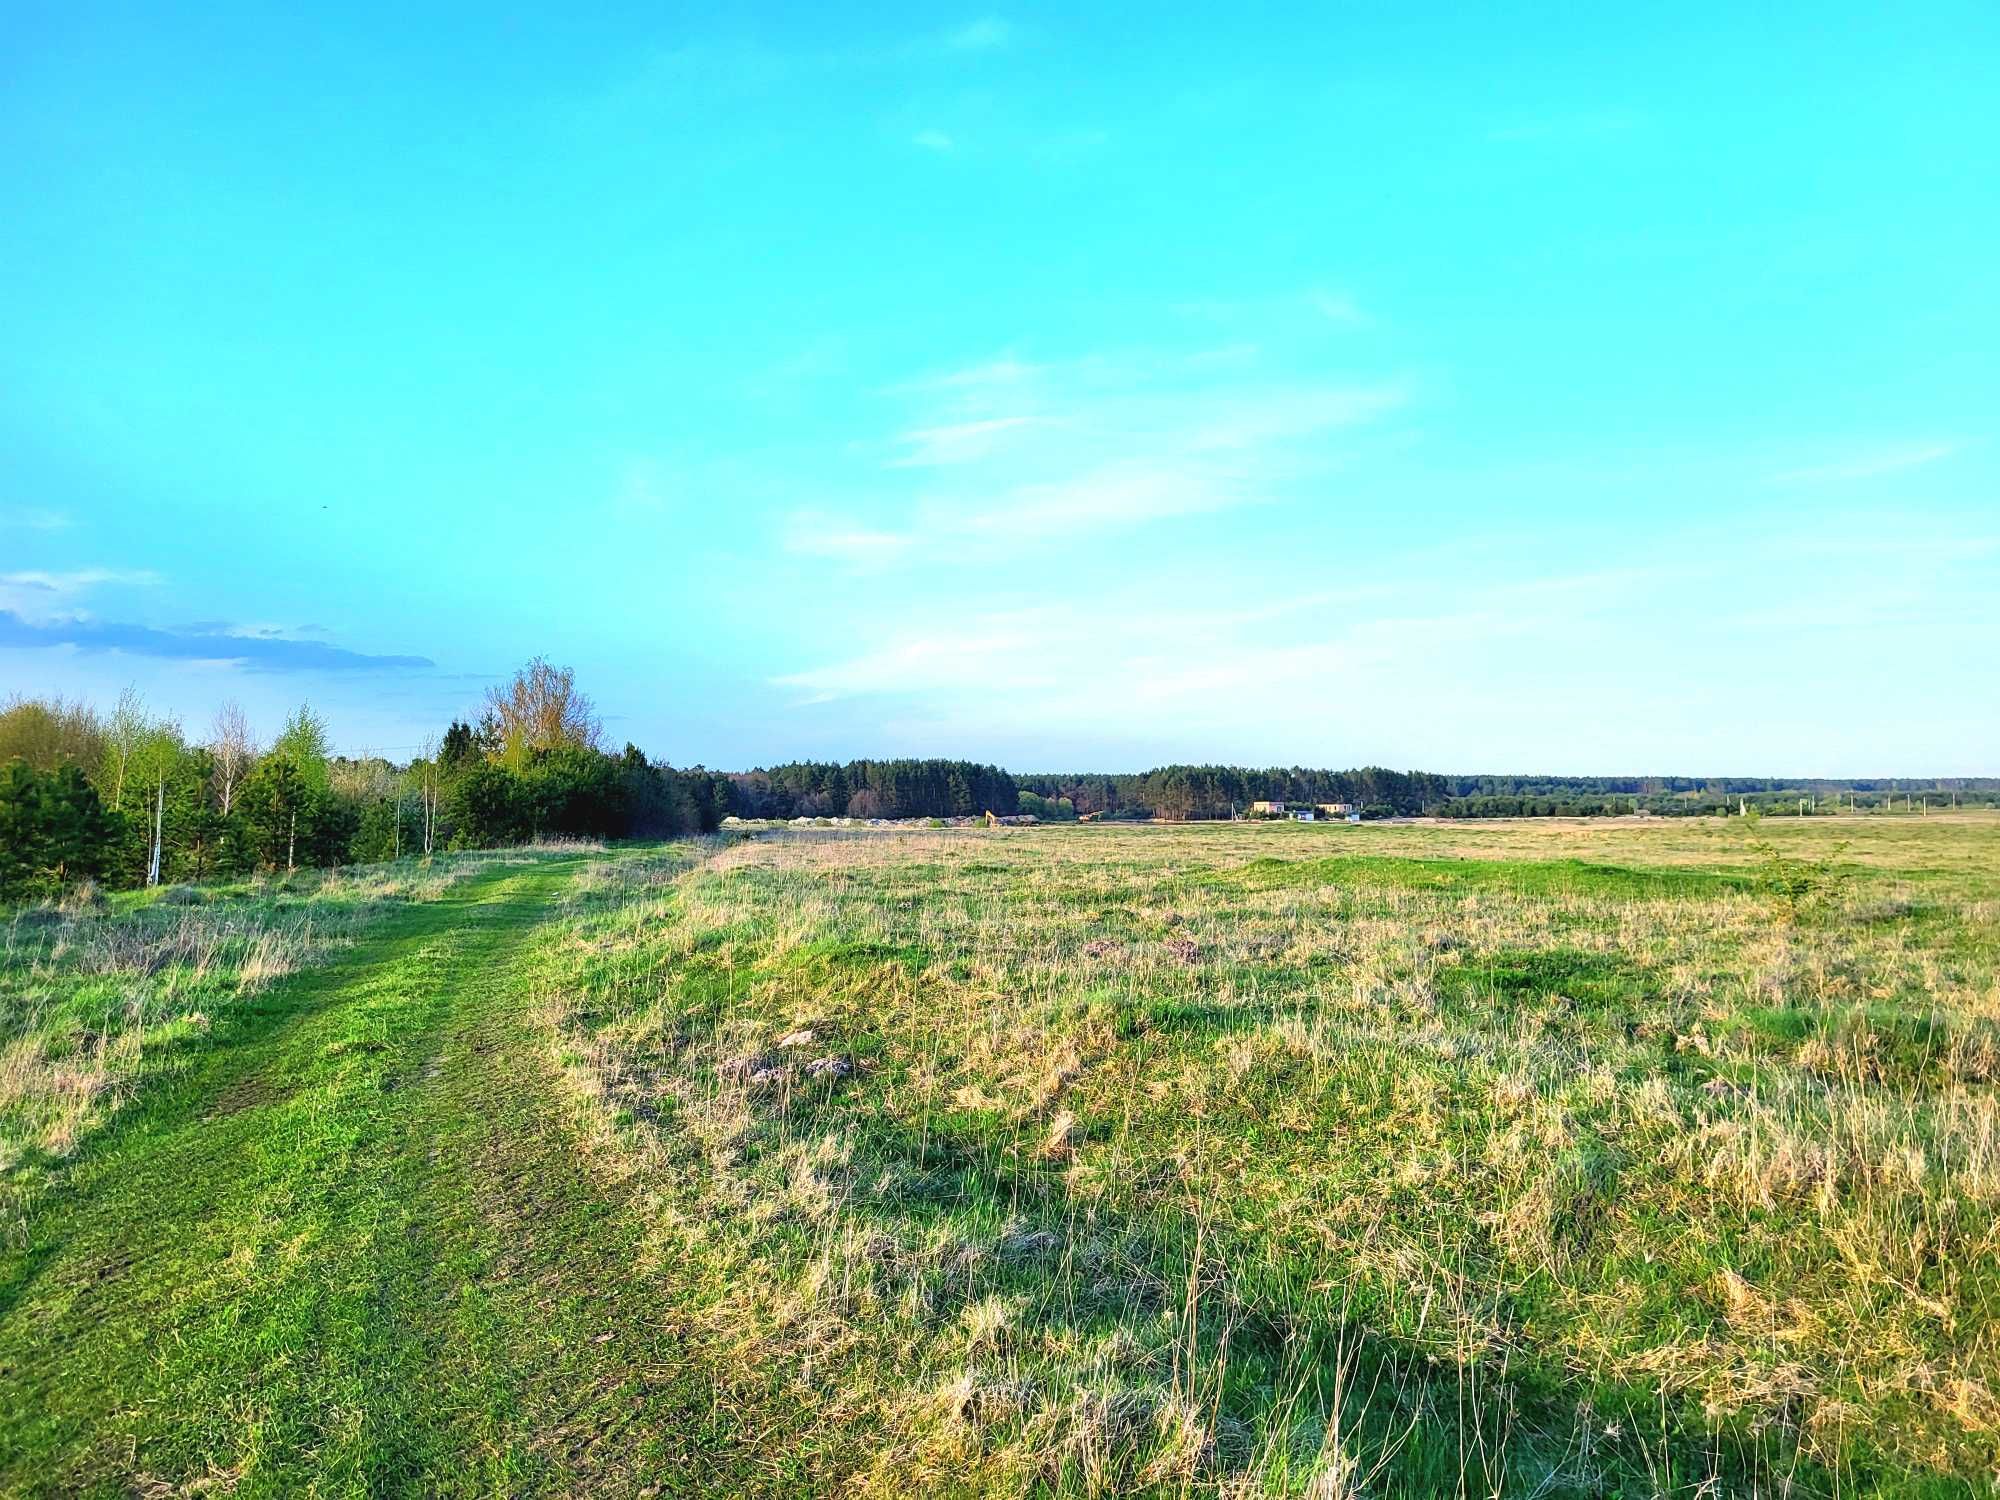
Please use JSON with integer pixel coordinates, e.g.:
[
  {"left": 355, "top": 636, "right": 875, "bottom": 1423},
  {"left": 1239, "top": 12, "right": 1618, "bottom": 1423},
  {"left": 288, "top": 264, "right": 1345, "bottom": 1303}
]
[{"left": 0, "top": 854, "right": 806, "bottom": 1497}]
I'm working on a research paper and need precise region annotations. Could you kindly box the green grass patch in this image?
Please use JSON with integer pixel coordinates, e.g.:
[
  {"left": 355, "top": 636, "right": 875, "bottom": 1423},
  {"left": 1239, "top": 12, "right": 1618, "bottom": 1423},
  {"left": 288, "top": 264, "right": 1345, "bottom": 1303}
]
[{"left": 1216, "top": 852, "right": 1756, "bottom": 899}]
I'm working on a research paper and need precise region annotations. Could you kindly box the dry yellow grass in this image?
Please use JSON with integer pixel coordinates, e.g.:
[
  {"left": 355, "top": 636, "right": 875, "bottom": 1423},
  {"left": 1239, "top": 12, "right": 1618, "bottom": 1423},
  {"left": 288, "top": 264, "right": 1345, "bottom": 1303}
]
[{"left": 536, "top": 816, "right": 2000, "bottom": 1495}]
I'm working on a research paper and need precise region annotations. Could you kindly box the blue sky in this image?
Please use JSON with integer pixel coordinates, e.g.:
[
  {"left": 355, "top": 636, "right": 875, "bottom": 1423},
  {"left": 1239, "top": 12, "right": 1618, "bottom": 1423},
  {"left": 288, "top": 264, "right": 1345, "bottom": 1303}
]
[{"left": 3, "top": 3, "right": 1995, "bottom": 773}]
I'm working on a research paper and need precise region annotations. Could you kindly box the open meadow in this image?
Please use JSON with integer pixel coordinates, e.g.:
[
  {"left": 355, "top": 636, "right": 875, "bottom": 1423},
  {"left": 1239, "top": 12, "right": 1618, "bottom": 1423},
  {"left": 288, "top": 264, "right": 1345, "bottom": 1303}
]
[
  {"left": 11, "top": 5, "right": 1996, "bottom": 1493},
  {"left": 4, "top": 815, "right": 1998, "bottom": 1496}
]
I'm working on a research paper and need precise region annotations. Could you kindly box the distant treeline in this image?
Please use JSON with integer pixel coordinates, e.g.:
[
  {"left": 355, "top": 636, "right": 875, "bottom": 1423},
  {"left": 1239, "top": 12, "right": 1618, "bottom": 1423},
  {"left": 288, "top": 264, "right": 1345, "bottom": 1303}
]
[
  {"left": 1018, "top": 766, "right": 1450, "bottom": 820},
  {"left": 725, "top": 760, "right": 1018, "bottom": 820},
  {"left": 1020, "top": 768, "right": 2000, "bottom": 821},
  {"left": 732, "top": 762, "right": 1458, "bottom": 823},
  {"left": 1445, "top": 774, "right": 2000, "bottom": 797},
  {"left": 1431, "top": 774, "right": 1999, "bottom": 818},
  {"left": 6, "top": 663, "right": 1995, "bottom": 903}
]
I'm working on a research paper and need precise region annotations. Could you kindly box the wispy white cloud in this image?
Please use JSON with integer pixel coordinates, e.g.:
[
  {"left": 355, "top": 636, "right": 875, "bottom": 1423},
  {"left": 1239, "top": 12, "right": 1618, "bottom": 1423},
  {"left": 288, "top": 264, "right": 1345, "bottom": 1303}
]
[
  {"left": 0, "top": 568, "right": 159, "bottom": 623},
  {"left": 768, "top": 586, "right": 1510, "bottom": 724},
  {"left": 1184, "top": 383, "right": 1406, "bottom": 451},
  {"left": 1776, "top": 442, "right": 1964, "bottom": 484},
  {"left": 912, "top": 128, "right": 955, "bottom": 152},
  {"left": 763, "top": 562, "right": 1714, "bottom": 776},
  {"left": 758, "top": 516, "right": 2000, "bottom": 773},
  {"left": 775, "top": 611, "right": 1055, "bottom": 702},
  {"left": 0, "top": 567, "right": 155, "bottom": 592},
  {"left": 780, "top": 463, "right": 1226, "bottom": 563},
  {"left": 964, "top": 462, "right": 1240, "bottom": 532},
  {"left": 582, "top": 18, "right": 1020, "bottom": 128},
  {"left": 944, "top": 16, "right": 1013, "bottom": 52},
  {"left": 0, "top": 507, "right": 72, "bottom": 532},
  {"left": 888, "top": 415, "right": 1039, "bottom": 467},
  {"left": 891, "top": 356, "right": 1046, "bottom": 396},
  {"left": 780, "top": 512, "right": 916, "bottom": 568},
  {"left": 792, "top": 344, "right": 1409, "bottom": 567},
  {"left": 1309, "top": 289, "right": 1367, "bottom": 326}
]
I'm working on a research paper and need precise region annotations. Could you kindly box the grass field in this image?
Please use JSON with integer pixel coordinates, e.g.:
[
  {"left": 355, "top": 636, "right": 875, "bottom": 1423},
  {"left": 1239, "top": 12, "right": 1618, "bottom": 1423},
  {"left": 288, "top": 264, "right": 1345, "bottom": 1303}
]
[{"left": 4, "top": 816, "right": 1998, "bottom": 1496}]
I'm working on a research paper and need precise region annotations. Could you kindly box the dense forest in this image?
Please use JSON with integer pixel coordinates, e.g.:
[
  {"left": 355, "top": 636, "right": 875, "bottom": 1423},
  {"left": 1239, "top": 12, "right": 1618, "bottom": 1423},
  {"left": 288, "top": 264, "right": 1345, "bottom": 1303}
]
[
  {"left": 1021, "top": 768, "right": 2000, "bottom": 821},
  {"left": 725, "top": 760, "right": 1018, "bottom": 820},
  {"left": 1018, "top": 766, "right": 1452, "bottom": 820},
  {"left": 4, "top": 663, "right": 1994, "bottom": 901}
]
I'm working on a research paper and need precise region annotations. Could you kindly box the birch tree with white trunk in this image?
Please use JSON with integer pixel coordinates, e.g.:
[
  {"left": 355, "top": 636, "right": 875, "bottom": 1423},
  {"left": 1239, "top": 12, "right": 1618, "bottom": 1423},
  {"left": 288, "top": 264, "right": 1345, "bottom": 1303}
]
[
  {"left": 102, "top": 686, "right": 149, "bottom": 811},
  {"left": 412, "top": 736, "right": 442, "bottom": 856},
  {"left": 210, "top": 700, "right": 256, "bottom": 817},
  {"left": 128, "top": 720, "right": 185, "bottom": 888}
]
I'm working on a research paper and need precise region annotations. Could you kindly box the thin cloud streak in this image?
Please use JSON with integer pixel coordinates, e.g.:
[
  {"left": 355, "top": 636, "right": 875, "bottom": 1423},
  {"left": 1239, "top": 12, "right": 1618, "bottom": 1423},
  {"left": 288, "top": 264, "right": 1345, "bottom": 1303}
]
[
  {"left": 1, "top": 567, "right": 158, "bottom": 592},
  {"left": 0, "top": 612, "right": 435, "bottom": 673},
  {"left": 887, "top": 415, "right": 1040, "bottom": 467},
  {"left": 1777, "top": 442, "right": 1963, "bottom": 483},
  {"left": 768, "top": 560, "right": 1715, "bottom": 712},
  {"left": 0, "top": 568, "right": 161, "bottom": 622},
  {"left": 1310, "top": 289, "right": 1368, "bottom": 325},
  {"left": 944, "top": 17, "right": 1013, "bottom": 52},
  {"left": 0, "top": 508, "right": 73, "bottom": 531},
  {"left": 793, "top": 345, "right": 1411, "bottom": 568},
  {"left": 781, "top": 513, "right": 916, "bottom": 567},
  {"left": 584, "top": 15, "right": 1019, "bottom": 122},
  {"left": 963, "top": 461, "right": 1243, "bottom": 532},
  {"left": 886, "top": 356, "right": 1045, "bottom": 397},
  {"left": 764, "top": 526, "right": 1995, "bottom": 770}
]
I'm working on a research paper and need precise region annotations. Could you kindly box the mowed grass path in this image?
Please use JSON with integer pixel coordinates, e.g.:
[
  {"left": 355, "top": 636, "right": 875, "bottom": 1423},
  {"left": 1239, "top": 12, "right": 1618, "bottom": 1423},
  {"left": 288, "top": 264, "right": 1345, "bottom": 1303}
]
[{"left": 0, "top": 856, "right": 776, "bottom": 1497}]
